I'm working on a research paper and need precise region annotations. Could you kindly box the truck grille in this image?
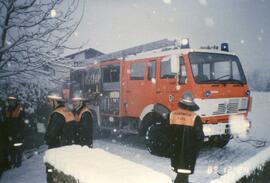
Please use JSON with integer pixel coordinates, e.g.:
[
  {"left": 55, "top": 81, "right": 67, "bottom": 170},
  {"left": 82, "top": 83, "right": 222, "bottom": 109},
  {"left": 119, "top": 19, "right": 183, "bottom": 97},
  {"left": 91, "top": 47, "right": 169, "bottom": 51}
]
[
  {"left": 212, "top": 98, "right": 245, "bottom": 115},
  {"left": 213, "top": 104, "right": 226, "bottom": 115}
]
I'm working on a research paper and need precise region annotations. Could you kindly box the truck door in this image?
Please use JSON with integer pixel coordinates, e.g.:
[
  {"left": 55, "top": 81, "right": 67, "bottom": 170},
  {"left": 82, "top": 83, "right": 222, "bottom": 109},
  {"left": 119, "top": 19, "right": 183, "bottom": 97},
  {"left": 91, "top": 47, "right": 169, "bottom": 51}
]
[
  {"left": 124, "top": 61, "right": 146, "bottom": 117},
  {"left": 124, "top": 60, "right": 157, "bottom": 117},
  {"left": 156, "top": 56, "right": 179, "bottom": 109}
]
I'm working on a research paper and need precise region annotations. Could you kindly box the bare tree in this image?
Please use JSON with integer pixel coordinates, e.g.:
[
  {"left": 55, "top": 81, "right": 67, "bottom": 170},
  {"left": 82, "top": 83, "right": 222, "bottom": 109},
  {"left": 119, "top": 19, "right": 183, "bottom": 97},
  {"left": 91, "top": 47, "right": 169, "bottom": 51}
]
[{"left": 0, "top": 0, "right": 84, "bottom": 78}]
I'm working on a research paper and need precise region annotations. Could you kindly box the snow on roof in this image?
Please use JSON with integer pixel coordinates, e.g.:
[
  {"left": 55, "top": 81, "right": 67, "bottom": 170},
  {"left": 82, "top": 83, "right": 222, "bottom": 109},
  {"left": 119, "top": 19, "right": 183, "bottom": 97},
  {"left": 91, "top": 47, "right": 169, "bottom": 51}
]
[
  {"left": 44, "top": 145, "right": 172, "bottom": 183},
  {"left": 48, "top": 62, "right": 86, "bottom": 70},
  {"left": 210, "top": 146, "right": 270, "bottom": 183}
]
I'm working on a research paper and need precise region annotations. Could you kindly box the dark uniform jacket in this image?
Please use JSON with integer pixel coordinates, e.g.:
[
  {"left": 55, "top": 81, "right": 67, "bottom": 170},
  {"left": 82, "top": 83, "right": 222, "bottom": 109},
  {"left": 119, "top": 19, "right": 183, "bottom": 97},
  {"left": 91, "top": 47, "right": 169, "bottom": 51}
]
[
  {"left": 170, "top": 105, "right": 204, "bottom": 174},
  {"left": 45, "top": 105, "right": 66, "bottom": 149},
  {"left": 60, "top": 108, "right": 77, "bottom": 146},
  {"left": 4, "top": 104, "right": 25, "bottom": 147},
  {"left": 0, "top": 106, "right": 9, "bottom": 172},
  {"left": 73, "top": 105, "right": 93, "bottom": 147}
]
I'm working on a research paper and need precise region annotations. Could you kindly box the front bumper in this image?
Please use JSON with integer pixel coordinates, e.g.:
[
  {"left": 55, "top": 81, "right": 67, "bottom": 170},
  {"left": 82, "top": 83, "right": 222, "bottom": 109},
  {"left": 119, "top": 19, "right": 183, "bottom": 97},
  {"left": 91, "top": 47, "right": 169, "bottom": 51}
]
[
  {"left": 203, "top": 120, "right": 251, "bottom": 139},
  {"left": 203, "top": 123, "right": 230, "bottom": 137}
]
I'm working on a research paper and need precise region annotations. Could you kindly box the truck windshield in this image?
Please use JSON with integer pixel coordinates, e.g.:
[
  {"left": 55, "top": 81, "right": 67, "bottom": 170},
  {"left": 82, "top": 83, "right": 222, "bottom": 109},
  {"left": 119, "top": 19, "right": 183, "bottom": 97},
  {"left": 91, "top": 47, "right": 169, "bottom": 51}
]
[{"left": 189, "top": 52, "right": 247, "bottom": 84}]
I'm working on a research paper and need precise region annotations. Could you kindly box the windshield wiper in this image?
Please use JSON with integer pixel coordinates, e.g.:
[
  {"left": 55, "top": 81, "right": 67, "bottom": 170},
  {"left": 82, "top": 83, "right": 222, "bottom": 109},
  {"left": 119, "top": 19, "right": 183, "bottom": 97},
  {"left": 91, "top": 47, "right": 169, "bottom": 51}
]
[
  {"left": 222, "top": 79, "right": 244, "bottom": 85},
  {"left": 198, "top": 75, "right": 231, "bottom": 84},
  {"left": 215, "top": 75, "right": 230, "bottom": 80},
  {"left": 198, "top": 78, "right": 244, "bottom": 85},
  {"left": 198, "top": 79, "right": 222, "bottom": 84}
]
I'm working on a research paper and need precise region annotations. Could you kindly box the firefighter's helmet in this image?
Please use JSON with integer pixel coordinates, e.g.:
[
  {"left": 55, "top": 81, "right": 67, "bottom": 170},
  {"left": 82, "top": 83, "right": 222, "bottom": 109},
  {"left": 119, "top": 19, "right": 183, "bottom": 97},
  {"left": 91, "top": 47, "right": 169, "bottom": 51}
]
[
  {"left": 47, "top": 91, "right": 64, "bottom": 102},
  {"left": 71, "top": 90, "right": 86, "bottom": 101},
  {"left": 179, "top": 92, "right": 199, "bottom": 110},
  {"left": 7, "top": 95, "right": 18, "bottom": 101},
  {"left": 7, "top": 94, "right": 19, "bottom": 108}
]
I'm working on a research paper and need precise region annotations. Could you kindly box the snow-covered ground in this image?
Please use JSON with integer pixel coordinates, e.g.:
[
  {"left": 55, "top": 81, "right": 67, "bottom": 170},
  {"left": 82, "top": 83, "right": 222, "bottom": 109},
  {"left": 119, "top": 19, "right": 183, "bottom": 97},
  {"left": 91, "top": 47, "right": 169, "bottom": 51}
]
[
  {"left": 44, "top": 145, "right": 172, "bottom": 183},
  {"left": 1, "top": 91, "right": 270, "bottom": 183}
]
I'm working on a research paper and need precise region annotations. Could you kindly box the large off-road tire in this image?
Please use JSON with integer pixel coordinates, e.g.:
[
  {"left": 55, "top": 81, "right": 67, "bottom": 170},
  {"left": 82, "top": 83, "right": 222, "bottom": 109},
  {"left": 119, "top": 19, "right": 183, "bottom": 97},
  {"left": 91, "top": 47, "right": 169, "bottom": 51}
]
[
  {"left": 145, "top": 122, "right": 172, "bottom": 158},
  {"left": 142, "top": 113, "right": 171, "bottom": 158},
  {"left": 207, "top": 135, "right": 232, "bottom": 148},
  {"left": 140, "top": 113, "right": 166, "bottom": 136}
]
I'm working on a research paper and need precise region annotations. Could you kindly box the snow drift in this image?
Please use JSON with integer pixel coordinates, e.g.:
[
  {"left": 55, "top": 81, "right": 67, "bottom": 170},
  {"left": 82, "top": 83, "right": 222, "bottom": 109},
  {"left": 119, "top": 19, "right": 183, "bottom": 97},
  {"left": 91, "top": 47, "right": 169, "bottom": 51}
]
[
  {"left": 44, "top": 145, "right": 172, "bottom": 183},
  {"left": 210, "top": 146, "right": 270, "bottom": 183}
]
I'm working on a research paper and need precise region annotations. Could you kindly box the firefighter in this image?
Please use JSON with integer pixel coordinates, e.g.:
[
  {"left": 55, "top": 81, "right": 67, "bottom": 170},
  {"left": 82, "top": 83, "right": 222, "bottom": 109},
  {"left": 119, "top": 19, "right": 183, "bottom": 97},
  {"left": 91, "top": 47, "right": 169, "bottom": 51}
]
[
  {"left": 45, "top": 91, "right": 76, "bottom": 183},
  {"left": 4, "top": 96, "right": 25, "bottom": 168},
  {"left": 0, "top": 99, "right": 9, "bottom": 176},
  {"left": 72, "top": 90, "right": 93, "bottom": 148},
  {"left": 170, "top": 92, "right": 204, "bottom": 183},
  {"left": 45, "top": 91, "right": 65, "bottom": 149},
  {"left": 45, "top": 90, "right": 78, "bottom": 147}
]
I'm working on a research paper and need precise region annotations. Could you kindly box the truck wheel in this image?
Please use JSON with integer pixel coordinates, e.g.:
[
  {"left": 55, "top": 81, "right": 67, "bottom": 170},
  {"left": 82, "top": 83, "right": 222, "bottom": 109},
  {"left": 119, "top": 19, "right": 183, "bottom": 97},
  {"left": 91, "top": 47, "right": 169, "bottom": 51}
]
[
  {"left": 140, "top": 113, "right": 166, "bottom": 136},
  {"left": 208, "top": 135, "right": 232, "bottom": 148},
  {"left": 145, "top": 122, "right": 172, "bottom": 158}
]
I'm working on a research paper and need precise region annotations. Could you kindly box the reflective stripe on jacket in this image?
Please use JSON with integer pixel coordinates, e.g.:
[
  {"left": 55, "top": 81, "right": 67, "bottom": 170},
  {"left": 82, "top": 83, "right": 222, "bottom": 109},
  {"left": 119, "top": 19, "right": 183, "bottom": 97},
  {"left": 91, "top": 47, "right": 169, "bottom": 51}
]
[
  {"left": 53, "top": 107, "right": 76, "bottom": 123},
  {"left": 74, "top": 106, "right": 91, "bottom": 122}
]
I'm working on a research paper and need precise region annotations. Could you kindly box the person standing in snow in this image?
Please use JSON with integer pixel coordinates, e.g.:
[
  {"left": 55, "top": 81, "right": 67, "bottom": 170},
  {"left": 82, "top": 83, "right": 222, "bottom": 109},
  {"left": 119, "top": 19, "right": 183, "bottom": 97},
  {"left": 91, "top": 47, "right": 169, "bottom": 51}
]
[
  {"left": 72, "top": 90, "right": 93, "bottom": 148},
  {"left": 45, "top": 91, "right": 76, "bottom": 183},
  {"left": 45, "top": 92, "right": 66, "bottom": 149},
  {"left": 0, "top": 99, "right": 10, "bottom": 176},
  {"left": 170, "top": 92, "right": 204, "bottom": 183},
  {"left": 3, "top": 96, "right": 25, "bottom": 168}
]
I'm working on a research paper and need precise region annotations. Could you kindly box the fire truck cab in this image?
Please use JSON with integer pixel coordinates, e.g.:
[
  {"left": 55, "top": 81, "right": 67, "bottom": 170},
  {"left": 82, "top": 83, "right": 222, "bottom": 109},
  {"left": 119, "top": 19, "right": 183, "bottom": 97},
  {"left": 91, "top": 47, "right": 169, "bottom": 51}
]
[{"left": 70, "top": 39, "right": 252, "bottom": 147}]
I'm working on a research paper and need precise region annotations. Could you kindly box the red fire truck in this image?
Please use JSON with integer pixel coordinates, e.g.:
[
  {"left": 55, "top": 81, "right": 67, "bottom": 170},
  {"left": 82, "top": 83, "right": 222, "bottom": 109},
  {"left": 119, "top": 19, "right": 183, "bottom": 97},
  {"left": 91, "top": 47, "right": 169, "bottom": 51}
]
[{"left": 70, "top": 39, "right": 252, "bottom": 147}]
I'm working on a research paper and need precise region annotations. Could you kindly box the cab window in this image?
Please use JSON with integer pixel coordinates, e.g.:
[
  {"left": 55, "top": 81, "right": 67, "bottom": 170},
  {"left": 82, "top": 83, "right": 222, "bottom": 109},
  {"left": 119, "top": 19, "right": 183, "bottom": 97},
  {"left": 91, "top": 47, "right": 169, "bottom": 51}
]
[
  {"left": 179, "top": 57, "right": 187, "bottom": 84},
  {"left": 160, "top": 57, "right": 176, "bottom": 79},
  {"left": 102, "top": 65, "right": 120, "bottom": 83},
  {"left": 130, "top": 62, "right": 145, "bottom": 80},
  {"left": 147, "top": 60, "right": 156, "bottom": 80}
]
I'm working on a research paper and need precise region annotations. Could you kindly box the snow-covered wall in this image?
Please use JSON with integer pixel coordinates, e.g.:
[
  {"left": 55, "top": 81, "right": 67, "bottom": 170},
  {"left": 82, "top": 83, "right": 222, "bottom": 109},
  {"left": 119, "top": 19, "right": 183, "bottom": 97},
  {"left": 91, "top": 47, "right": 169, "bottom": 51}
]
[
  {"left": 210, "top": 146, "right": 270, "bottom": 183},
  {"left": 44, "top": 145, "right": 172, "bottom": 183}
]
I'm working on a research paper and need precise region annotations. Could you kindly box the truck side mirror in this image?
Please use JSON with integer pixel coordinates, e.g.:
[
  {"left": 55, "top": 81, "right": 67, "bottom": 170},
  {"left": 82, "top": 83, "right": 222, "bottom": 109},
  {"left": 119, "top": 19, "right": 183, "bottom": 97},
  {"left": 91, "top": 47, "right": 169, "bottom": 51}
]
[{"left": 170, "top": 55, "right": 179, "bottom": 73}]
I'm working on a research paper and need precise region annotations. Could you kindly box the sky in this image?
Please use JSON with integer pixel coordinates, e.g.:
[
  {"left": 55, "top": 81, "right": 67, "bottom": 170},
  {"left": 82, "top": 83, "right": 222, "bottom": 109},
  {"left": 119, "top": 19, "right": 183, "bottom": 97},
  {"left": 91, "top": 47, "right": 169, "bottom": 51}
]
[{"left": 64, "top": 0, "right": 270, "bottom": 72}]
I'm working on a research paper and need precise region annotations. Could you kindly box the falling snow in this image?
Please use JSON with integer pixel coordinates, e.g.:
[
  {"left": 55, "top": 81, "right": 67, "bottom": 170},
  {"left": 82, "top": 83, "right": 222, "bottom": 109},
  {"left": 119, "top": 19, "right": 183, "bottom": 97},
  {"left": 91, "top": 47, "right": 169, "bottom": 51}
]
[
  {"left": 205, "top": 17, "right": 215, "bottom": 28},
  {"left": 198, "top": 0, "right": 208, "bottom": 6},
  {"left": 6, "top": 41, "right": 11, "bottom": 45},
  {"left": 163, "top": 0, "right": 172, "bottom": 5},
  {"left": 151, "top": 78, "right": 156, "bottom": 84},
  {"left": 50, "top": 9, "right": 57, "bottom": 17},
  {"left": 229, "top": 114, "right": 250, "bottom": 138}
]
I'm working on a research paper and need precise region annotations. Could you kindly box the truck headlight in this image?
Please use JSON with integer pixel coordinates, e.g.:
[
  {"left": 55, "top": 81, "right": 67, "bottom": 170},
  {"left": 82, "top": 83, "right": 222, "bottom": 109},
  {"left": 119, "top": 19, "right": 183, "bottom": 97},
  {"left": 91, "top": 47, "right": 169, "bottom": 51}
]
[{"left": 203, "top": 126, "right": 212, "bottom": 135}]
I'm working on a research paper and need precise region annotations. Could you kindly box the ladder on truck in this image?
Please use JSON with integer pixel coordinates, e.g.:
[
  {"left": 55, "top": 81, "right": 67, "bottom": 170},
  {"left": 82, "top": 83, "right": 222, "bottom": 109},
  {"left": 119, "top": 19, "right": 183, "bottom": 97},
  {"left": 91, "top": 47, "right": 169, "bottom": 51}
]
[{"left": 86, "top": 39, "right": 177, "bottom": 64}]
